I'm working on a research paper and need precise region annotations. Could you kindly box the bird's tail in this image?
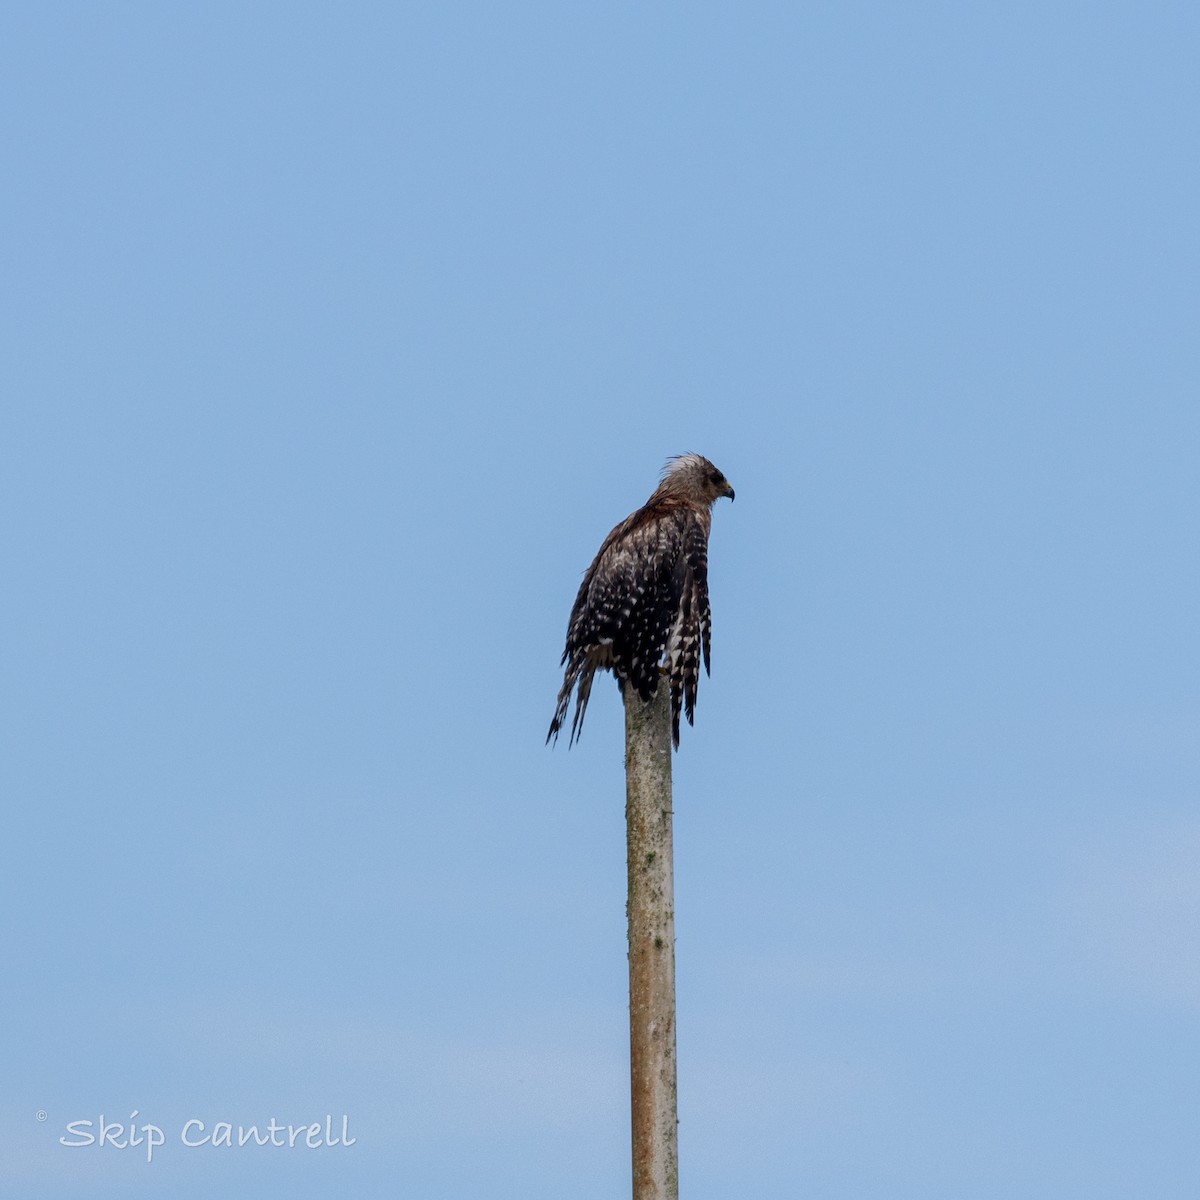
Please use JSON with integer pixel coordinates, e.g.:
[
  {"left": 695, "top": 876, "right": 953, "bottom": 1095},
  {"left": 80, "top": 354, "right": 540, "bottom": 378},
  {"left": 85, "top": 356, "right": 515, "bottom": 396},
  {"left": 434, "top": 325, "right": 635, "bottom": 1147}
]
[{"left": 547, "top": 656, "right": 597, "bottom": 747}]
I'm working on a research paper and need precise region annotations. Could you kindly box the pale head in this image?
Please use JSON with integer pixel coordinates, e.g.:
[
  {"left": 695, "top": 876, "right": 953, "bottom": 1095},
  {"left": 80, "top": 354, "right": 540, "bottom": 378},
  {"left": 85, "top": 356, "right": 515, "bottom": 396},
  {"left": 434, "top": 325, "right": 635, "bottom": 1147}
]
[{"left": 654, "top": 453, "right": 736, "bottom": 505}]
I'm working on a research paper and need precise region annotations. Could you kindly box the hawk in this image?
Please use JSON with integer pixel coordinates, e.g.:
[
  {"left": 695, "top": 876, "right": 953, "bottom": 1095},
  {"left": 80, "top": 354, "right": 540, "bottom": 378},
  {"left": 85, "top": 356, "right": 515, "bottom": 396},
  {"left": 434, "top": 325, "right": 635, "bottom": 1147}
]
[{"left": 548, "top": 454, "right": 735, "bottom": 749}]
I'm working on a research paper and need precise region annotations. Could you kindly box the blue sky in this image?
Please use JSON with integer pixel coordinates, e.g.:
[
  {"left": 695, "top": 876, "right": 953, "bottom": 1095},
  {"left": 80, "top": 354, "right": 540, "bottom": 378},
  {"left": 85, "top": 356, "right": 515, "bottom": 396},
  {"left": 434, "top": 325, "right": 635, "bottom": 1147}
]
[{"left": 4, "top": 3, "right": 1199, "bottom": 1197}]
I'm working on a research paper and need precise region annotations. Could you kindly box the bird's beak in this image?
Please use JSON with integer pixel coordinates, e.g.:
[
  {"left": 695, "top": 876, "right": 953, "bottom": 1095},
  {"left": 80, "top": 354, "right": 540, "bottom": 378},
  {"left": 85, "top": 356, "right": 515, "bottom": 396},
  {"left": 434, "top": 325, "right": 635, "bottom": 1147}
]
[{"left": 724, "top": 483, "right": 736, "bottom": 502}]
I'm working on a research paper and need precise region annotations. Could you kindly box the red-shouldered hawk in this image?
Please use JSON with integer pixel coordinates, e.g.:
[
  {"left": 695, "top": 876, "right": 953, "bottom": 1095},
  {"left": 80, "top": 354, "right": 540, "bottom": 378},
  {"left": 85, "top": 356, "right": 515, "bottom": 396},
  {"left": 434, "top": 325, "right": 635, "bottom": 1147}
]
[{"left": 548, "top": 454, "right": 735, "bottom": 749}]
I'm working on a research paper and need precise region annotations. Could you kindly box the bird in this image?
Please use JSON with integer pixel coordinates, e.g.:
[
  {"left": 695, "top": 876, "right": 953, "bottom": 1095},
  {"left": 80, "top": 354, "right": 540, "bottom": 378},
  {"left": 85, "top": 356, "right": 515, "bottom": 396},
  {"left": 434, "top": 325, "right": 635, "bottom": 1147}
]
[{"left": 548, "top": 453, "right": 735, "bottom": 749}]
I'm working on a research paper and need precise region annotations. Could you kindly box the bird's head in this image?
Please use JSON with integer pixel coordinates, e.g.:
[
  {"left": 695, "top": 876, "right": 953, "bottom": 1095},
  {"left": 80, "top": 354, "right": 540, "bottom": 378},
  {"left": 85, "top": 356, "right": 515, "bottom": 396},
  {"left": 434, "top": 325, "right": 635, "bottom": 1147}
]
[{"left": 658, "top": 453, "right": 735, "bottom": 505}]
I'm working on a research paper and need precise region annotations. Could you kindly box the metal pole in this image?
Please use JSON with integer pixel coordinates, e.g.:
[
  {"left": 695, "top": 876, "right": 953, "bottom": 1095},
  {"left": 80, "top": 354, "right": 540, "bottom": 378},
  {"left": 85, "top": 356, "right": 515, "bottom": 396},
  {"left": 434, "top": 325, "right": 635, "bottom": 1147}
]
[{"left": 624, "top": 677, "right": 679, "bottom": 1200}]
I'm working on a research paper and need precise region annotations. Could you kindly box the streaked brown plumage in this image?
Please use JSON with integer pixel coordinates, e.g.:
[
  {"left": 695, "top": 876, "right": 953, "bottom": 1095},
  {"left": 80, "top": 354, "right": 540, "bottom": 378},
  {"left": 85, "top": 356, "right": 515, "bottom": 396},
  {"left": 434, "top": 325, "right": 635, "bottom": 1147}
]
[{"left": 548, "top": 454, "right": 735, "bottom": 749}]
